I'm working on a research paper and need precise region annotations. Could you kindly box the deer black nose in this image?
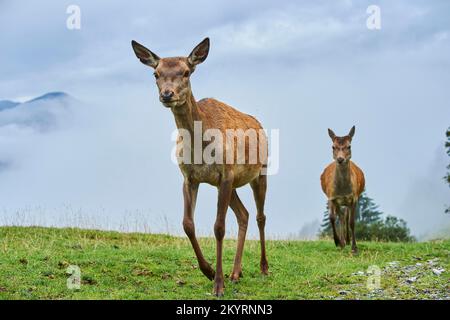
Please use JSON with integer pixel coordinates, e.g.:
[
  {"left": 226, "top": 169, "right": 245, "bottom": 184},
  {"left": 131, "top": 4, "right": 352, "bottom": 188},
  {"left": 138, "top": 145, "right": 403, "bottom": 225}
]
[
  {"left": 337, "top": 157, "right": 345, "bottom": 164},
  {"left": 161, "top": 91, "right": 174, "bottom": 102}
]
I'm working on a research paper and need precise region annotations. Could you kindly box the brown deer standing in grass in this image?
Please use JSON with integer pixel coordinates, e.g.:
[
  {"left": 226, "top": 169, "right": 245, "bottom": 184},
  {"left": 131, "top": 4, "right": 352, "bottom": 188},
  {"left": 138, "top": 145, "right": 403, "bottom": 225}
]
[
  {"left": 131, "top": 38, "right": 269, "bottom": 296},
  {"left": 320, "top": 126, "right": 365, "bottom": 254}
]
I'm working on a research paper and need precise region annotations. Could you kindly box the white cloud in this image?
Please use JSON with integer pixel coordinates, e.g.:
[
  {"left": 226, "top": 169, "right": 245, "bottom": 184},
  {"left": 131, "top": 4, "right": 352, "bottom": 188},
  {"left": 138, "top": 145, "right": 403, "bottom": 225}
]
[{"left": 210, "top": 12, "right": 349, "bottom": 52}]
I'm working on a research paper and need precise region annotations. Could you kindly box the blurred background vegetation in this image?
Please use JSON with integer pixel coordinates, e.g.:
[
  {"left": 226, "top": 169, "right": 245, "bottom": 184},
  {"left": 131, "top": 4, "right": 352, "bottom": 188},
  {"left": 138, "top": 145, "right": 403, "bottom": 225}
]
[{"left": 319, "top": 192, "right": 415, "bottom": 242}]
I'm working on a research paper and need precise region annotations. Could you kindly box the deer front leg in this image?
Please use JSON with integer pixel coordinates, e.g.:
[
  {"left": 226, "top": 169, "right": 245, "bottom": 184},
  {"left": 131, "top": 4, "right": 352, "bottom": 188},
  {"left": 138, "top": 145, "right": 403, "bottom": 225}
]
[
  {"left": 337, "top": 205, "right": 347, "bottom": 248},
  {"left": 229, "top": 190, "right": 249, "bottom": 282},
  {"left": 213, "top": 171, "right": 234, "bottom": 297},
  {"left": 345, "top": 207, "right": 351, "bottom": 245},
  {"left": 182, "top": 180, "right": 215, "bottom": 280},
  {"left": 329, "top": 201, "right": 344, "bottom": 248}
]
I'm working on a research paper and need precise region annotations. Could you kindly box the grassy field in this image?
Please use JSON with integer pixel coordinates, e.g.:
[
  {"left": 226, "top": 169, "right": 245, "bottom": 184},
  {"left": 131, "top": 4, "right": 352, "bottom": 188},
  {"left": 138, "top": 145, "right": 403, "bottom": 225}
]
[{"left": 0, "top": 226, "right": 448, "bottom": 300}]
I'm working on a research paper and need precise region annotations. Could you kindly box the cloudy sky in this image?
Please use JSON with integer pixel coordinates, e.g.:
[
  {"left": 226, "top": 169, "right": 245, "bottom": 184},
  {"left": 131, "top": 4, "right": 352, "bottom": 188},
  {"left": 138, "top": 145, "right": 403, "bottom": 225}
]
[{"left": 0, "top": 0, "right": 449, "bottom": 238}]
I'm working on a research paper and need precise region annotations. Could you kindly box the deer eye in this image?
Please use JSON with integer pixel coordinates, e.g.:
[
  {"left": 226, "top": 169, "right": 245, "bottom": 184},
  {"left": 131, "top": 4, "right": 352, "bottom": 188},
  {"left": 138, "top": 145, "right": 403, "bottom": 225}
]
[
  {"left": 332, "top": 146, "right": 336, "bottom": 150},
  {"left": 183, "top": 70, "right": 190, "bottom": 77},
  {"left": 347, "top": 146, "right": 351, "bottom": 150},
  {"left": 153, "top": 72, "right": 160, "bottom": 79}
]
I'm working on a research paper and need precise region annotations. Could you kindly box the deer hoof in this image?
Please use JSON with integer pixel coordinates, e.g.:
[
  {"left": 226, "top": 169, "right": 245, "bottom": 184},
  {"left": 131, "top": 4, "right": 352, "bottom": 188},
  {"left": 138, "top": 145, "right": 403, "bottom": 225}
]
[
  {"left": 213, "top": 280, "right": 224, "bottom": 297},
  {"left": 201, "top": 264, "right": 215, "bottom": 281},
  {"left": 260, "top": 262, "right": 269, "bottom": 275},
  {"left": 334, "top": 238, "right": 340, "bottom": 247},
  {"left": 230, "top": 271, "right": 242, "bottom": 283}
]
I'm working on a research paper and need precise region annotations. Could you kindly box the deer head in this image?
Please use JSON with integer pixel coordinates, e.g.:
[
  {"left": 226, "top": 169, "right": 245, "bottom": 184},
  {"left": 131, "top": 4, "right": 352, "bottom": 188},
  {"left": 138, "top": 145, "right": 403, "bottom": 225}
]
[
  {"left": 328, "top": 126, "right": 355, "bottom": 165},
  {"left": 131, "top": 38, "right": 210, "bottom": 108}
]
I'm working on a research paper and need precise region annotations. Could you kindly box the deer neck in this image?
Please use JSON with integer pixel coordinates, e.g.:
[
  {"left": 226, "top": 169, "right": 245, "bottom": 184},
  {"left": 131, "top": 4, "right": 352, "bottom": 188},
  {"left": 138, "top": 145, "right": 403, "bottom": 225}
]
[
  {"left": 171, "top": 91, "right": 203, "bottom": 135},
  {"left": 334, "top": 161, "right": 352, "bottom": 196}
]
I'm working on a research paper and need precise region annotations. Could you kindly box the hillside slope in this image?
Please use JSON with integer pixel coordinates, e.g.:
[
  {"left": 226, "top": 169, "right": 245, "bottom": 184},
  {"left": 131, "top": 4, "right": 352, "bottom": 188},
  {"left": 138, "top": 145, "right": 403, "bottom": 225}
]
[{"left": 0, "top": 227, "right": 448, "bottom": 300}]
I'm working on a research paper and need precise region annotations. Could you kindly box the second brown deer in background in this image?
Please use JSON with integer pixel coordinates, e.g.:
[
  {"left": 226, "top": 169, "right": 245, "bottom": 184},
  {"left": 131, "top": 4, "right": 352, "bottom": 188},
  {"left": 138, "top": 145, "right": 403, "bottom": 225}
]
[{"left": 320, "top": 126, "right": 365, "bottom": 254}]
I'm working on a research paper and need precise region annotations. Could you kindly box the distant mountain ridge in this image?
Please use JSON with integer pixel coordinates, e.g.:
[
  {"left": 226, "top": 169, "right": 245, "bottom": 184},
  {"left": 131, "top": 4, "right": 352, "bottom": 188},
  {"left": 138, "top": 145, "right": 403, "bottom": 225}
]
[
  {"left": 0, "top": 92, "right": 75, "bottom": 131},
  {"left": 27, "top": 92, "right": 70, "bottom": 103},
  {"left": 0, "top": 100, "right": 19, "bottom": 111},
  {"left": 0, "top": 92, "right": 72, "bottom": 111}
]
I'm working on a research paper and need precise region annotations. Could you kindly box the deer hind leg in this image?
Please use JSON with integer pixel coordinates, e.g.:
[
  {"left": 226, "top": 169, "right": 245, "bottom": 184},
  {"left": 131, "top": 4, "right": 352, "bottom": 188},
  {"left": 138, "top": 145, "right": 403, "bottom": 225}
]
[
  {"left": 350, "top": 202, "right": 358, "bottom": 254},
  {"left": 345, "top": 207, "right": 351, "bottom": 245},
  {"left": 182, "top": 180, "right": 215, "bottom": 280},
  {"left": 250, "top": 174, "right": 269, "bottom": 275},
  {"left": 229, "top": 190, "right": 249, "bottom": 282}
]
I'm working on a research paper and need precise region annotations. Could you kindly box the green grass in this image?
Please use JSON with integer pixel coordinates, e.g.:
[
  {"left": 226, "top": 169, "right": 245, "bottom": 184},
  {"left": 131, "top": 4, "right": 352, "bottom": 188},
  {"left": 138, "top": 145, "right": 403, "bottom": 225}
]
[{"left": 0, "top": 226, "right": 448, "bottom": 300}]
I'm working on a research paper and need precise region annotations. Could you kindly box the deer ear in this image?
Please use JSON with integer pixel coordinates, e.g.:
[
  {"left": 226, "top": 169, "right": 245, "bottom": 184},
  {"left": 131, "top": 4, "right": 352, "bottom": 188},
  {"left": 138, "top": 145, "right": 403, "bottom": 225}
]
[
  {"left": 348, "top": 126, "right": 355, "bottom": 138},
  {"left": 328, "top": 128, "right": 336, "bottom": 140},
  {"left": 188, "top": 38, "right": 210, "bottom": 67},
  {"left": 131, "top": 40, "right": 160, "bottom": 68}
]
